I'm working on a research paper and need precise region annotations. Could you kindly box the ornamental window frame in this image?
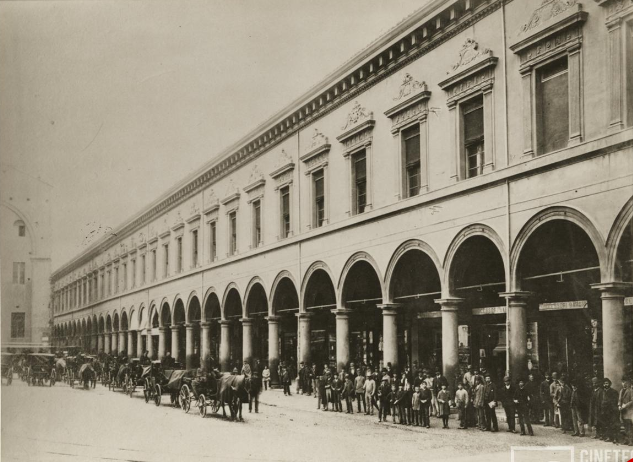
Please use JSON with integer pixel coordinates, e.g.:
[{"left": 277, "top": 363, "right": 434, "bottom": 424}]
[
  {"left": 438, "top": 39, "right": 498, "bottom": 180},
  {"left": 270, "top": 151, "right": 295, "bottom": 240},
  {"left": 204, "top": 201, "right": 220, "bottom": 263},
  {"left": 300, "top": 129, "right": 330, "bottom": 229},
  {"left": 509, "top": 2, "right": 588, "bottom": 157}
]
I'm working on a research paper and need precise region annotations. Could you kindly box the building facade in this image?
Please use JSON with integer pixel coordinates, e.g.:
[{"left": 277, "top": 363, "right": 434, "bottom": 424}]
[
  {"left": 1, "top": 164, "right": 53, "bottom": 349},
  {"left": 51, "top": 0, "right": 633, "bottom": 389}
]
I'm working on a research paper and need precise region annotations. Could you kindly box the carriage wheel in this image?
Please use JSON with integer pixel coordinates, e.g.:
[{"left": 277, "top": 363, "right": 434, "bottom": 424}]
[
  {"left": 210, "top": 399, "right": 220, "bottom": 413},
  {"left": 198, "top": 394, "right": 207, "bottom": 418},
  {"left": 154, "top": 385, "right": 161, "bottom": 406},
  {"left": 179, "top": 385, "right": 191, "bottom": 413}
]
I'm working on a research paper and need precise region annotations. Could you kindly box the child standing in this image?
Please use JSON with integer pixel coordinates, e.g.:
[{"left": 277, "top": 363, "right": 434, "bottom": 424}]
[
  {"left": 412, "top": 386, "right": 421, "bottom": 426},
  {"left": 437, "top": 383, "right": 451, "bottom": 429},
  {"left": 262, "top": 365, "right": 270, "bottom": 391},
  {"left": 342, "top": 373, "right": 354, "bottom": 414},
  {"left": 455, "top": 382, "right": 469, "bottom": 429},
  {"left": 420, "top": 381, "right": 432, "bottom": 428}
]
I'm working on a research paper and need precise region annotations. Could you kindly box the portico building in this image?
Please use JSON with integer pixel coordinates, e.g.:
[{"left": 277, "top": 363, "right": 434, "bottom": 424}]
[{"left": 51, "top": 0, "right": 633, "bottom": 389}]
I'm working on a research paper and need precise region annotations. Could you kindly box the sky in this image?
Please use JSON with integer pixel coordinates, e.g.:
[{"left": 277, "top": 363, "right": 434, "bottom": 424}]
[{"left": 0, "top": 0, "right": 425, "bottom": 271}]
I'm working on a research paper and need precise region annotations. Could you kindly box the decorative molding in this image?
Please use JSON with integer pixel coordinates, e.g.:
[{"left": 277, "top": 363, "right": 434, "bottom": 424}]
[
  {"left": 221, "top": 180, "right": 241, "bottom": 206},
  {"left": 385, "top": 73, "right": 431, "bottom": 134},
  {"left": 243, "top": 165, "right": 266, "bottom": 197},
  {"left": 341, "top": 101, "right": 373, "bottom": 131},
  {"left": 449, "top": 38, "right": 493, "bottom": 74},
  {"left": 186, "top": 213, "right": 201, "bottom": 224},
  {"left": 203, "top": 203, "right": 220, "bottom": 216},
  {"left": 520, "top": 0, "right": 579, "bottom": 35},
  {"left": 393, "top": 73, "right": 427, "bottom": 101}
]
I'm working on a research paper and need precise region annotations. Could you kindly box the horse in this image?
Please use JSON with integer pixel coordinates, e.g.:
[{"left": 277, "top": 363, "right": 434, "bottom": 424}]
[{"left": 216, "top": 374, "right": 251, "bottom": 421}]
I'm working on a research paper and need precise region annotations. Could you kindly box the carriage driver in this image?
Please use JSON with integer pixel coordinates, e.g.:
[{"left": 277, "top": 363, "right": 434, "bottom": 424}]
[{"left": 192, "top": 367, "right": 209, "bottom": 399}]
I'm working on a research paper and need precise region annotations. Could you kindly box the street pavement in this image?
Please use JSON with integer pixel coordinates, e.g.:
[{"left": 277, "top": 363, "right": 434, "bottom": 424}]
[{"left": 0, "top": 379, "right": 624, "bottom": 462}]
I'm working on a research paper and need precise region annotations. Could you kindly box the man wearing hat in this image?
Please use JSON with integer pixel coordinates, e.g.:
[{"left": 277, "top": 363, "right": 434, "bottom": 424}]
[
  {"left": 377, "top": 374, "right": 392, "bottom": 422},
  {"left": 589, "top": 377, "right": 603, "bottom": 438},
  {"left": 599, "top": 377, "right": 619, "bottom": 443},
  {"left": 514, "top": 378, "right": 534, "bottom": 436},
  {"left": 540, "top": 372, "right": 553, "bottom": 426},
  {"left": 241, "top": 359, "right": 252, "bottom": 378},
  {"left": 554, "top": 375, "right": 572, "bottom": 433},
  {"left": 363, "top": 371, "right": 376, "bottom": 416},
  {"left": 500, "top": 376, "right": 516, "bottom": 433},
  {"left": 483, "top": 374, "right": 499, "bottom": 432},
  {"left": 618, "top": 376, "right": 633, "bottom": 446}
]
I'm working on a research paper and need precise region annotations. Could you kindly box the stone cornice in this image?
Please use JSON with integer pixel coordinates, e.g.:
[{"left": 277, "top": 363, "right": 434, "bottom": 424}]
[
  {"left": 300, "top": 144, "right": 331, "bottom": 163},
  {"left": 203, "top": 203, "right": 220, "bottom": 215},
  {"left": 51, "top": 0, "right": 507, "bottom": 282},
  {"left": 243, "top": 178, "right": 266, "bottom": 194},
  {"left": 269, "top": 162, "right": 295, "bottom": 180},
  {"left": 220, "top": 192, "right": 240, "bottom": 206}
]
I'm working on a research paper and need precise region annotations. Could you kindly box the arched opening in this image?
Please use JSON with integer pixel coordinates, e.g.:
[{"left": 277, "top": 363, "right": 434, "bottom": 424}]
[
  {"left": 187, "top": 296, "right": 201, "bottom": 368},
  {"left": 81, "top": 319, "right": 87, "bottom": 349},
  {"left": 86, "top": 318, "right": 93, "bottom": 352},
  {"left": 272, "top": 277, "right": 299, "bottom": 373},
  {"left": 204, "top": 293, "right": 221, "bottom": 367},
  {"left": 517, "top": 220, "right": 601, "bottom": 380},
  {"left": 245, "top": 283, "right": 268, "bottom": 364},
  {"left": 173, "top": 299, "right": 186, "bottom": 364},
  {"left": 449, "top": 235, "right": 506, "bottom": 382},
  {"left": 121, "top": 312, "right": 129, "bottom": 356},
  {"left": 389, "top": 248, "right": 442, "bottom": 373},
  {"left": 341, "top": 260, "right": 383, "bottom": 370},
  {"left": 160, "top": 302, "right": 171, "bottom": 356},
  {"left": 613, "top": 217, "right": 633, "bottom": 375},
  {"left": 304, "top": 268, "right": 336, "bottom": 371},
  {"left": 224, "top": 288, "right": 242, "bottom": 371}
]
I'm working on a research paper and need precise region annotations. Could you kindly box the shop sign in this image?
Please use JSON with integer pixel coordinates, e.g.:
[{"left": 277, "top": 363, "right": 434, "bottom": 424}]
[
  {"left": 472, "top": 306, "right": 506, "bottom": 315},
  {"left": 539, "top": 300, "right": 587, "bottom": 311},
  {"left": 418, "top": 311, "right": 441, "bottom": 319}
]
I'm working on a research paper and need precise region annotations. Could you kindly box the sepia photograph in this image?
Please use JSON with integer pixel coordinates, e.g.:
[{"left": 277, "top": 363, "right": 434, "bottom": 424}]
[{"left": 1, "top": 0, "right": 632, "bottom": 461}]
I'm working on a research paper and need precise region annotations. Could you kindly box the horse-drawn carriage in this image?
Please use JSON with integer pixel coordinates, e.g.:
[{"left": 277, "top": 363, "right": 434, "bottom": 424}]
[
  {"left": 26, "top": 353, "right": 56, "bottom": 386},
  {"left": 139, "top": 360, "right": 191, "bottom": 407},
  {"left": 2, "top": 353, "right": 14, "bottom": 386},
  {"left": 124, "top": 358, "right": 145, "bottom": 398}
]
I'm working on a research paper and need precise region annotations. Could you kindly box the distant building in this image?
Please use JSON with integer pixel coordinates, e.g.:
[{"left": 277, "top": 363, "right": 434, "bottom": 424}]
[
  {"left": 1, "top": 164, "right": 52, "bottom": 350},
  {"left": 51, "top": 0, "right": 632, "bottom": 388}
]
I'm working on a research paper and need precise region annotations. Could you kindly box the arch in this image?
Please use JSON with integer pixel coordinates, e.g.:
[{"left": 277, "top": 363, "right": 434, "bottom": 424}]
[
  {"left": 270, "top": 271, "right": 300, "bottom": 316},
  {"left": 605, "top": 196, "right": 633, "bottom": 282},
  {"left": 185, "top": 291, "right": 200, "bottom": 323},
  {"left": 384, "top": 239, "right": 443, "bottom": 303},
  {"left": 86, "top": 317, "right": 93, "bottom": 337},
  {"left": 129, "top": 306, "right": 137, "bottom": 330},
  {"left": 187, "top": 295, "right": 202, "bottom": 323},
  {"left": 510, "top": 206, "right": 607, "bottom": 291},
  {"left": 221, "top": 283, "right": 242, "bottom": 319},
  {"left": 98, "top": 315, "right": 105, "bottom": 333},
  {"left": 121, "top": 310, "right": 129, "bottom": 331},
  {"left": 301, "top": 261, "right": 338, "bottom": 312},
  {"left": 173, "top": 298, "right": 186, "bottom": 325},
  {"left": 159, "top": 300, "right": 171, "bottom": 327},
  {"left": 105, "top": 314, "right": 112, "bottom": 332},
  {"left": 93, "top": 315, "right": 98, "bottom": 334},
  {"left": 337, "top": 252, "right": 386, "bottom": 306},
  {"left": 444, "top": 224, "right": 507, "bottom": 296},
  {"left": 0, "top": 201, "right": 37, "bottom": 254},
  {"left": 113, "top": 311, "right": 120, "bottom": 332},
  {"left": 244, "top": 277, "right": 267, "bottom": 317},
  {"left": 203, "top": 289, "right": 221, "bottom": 321},
  {"left": 135, "top": 304, "right": 146, "bottom": 330},
  {"left": 172, "top": 294, "right": 184, "bottom": 316}
]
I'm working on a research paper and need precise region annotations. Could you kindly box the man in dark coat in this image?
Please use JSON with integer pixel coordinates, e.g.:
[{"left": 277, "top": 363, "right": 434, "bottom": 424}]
[
  {"left": 540, "top": 372, "right": 553, "bottom": 426},
  {"left": 249, "top": 363, "right": 261, "bottom": 413},
  {"left": 483, "top": 374, "right": 499, "bottom": 432},
  {"left": 500, "top": 376, "right": 516, "bottom": 433},
  {"left": 526, "top": 373, "right": 540, "bottom": 424},
  {"left": 588, "top": 377, "right": 603, "bottom": 438},
  {"left": 514, "top": 378, "right": 534, "bottom": 436},
  {"left": 554, "top": 376, "right": 573, "bottom": 433},
  {"left": 598, "top": 377, "right": 619, "bottom": 443},
  {"left": 377, "top": 376, "right": 392, "bottom": 423}
]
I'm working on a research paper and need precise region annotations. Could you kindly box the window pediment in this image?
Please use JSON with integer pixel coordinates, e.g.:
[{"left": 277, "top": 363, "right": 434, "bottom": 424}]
[
  {"left": 301, "top": 129, "right": 330, "bottom": 175},
  {"left": 337, "top": 101, "right": 375, "bottom": 154},
  {"left": 384, "top": 74, "right": 431, "bottom": 134},
  {"left": 510, "top": 1, "right": 587, "bottom": 72},
  {"left": 439, "top": 39, "right": 498, "bottom": 108}
]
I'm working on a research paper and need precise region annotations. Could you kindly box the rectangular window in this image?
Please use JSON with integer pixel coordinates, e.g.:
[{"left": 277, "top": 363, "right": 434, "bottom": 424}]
[
  {"left": 107, "top": 271, "right": 111, "bottom": 296},
  {"left": 114, "top": 267, "right": 119, "bottom": 293},
  {"left": 122, "top": 263, "right": 127, "bottom": 291},
  {"left": 101, "top": 273, "right": 105, "bottom": 298},
  {"left": 462, "top": 95, "right": 485, "bottom": 178},
  {"left": 313, "top": 169, "right": 325, "bottom": 228},
  {"left": 536, "top": 57, "right": 569, "bottom": 155},
  {"left": 18, "top": 225, "right": 25, "bottom": 237},
  {"left": 209, "top": 221, "right": 217, "bottom": 261},
  {"left": 12, "top": 262, "right": 25, "bottom": 284},
  {"left": 192, "top": 230, "right": 199, "bottom": 267},
  {"left": 229, "top": 212, "right": 237, "bottom": 255},
  {"left": 11, "top": 313, "right": 25, "bottom": 338},
  {"left": 252, "top": 200, "right": 262, "bottom": 247},
  {"left": 176, "top": 237, "right": 183, "bottom": 273},
  {"left": 402, "top": 124, "right": 421, "bottom": 197},
  {"left": 141, "top": 254, "right": 146, "bottom": 284},
  {"left": 280, "top": 186, "right": 291, "bottom": 239},
  {"left": 131, "top": 259, "right": 136, "bottom": 288},
  {"left": 352, "top": 150, "right": 367, "bottom": 215},
  {"left": 151, "top": 249, "right": 157, "bottom": 281},
  {"left": 164, "top": 244, "right": 169, "bottom": 277}
]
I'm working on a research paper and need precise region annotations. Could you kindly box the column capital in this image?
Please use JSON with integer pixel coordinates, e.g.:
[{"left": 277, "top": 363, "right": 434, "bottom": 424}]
[
  {"left": 499, "top": 291, "right": 533, "bottom": 302},
  {"left": 296, "top": 312, "right": 313, "bottom": 320},
  {"left": 185, "top": 323, "right": 194, "bottom": 330},
  {"left": 265, "top": 315, "right": 281, "bottom": 323},
  {"left": 591, "top": 282, "right": 633, "bottom": 296},
  {"left": 200, "top": 321, "right": 212, "bottom": 328},
  {"left": 434, "top": 298, "right": 463, "bottom": 311},
  {"left": 331, "top": 308, "right": 353, "bottom": 318},
  {"left": 377, "top": 303, "right": 402, "bottom": 315},
  {"left": 219, "top": 319, "right": 232, "bottom": 326},
  {"left": 240, "top": 317, "right": 254, "bottom": 325},
  {"left": 158, "top": 326, "right": 169, "bottom": 332}
]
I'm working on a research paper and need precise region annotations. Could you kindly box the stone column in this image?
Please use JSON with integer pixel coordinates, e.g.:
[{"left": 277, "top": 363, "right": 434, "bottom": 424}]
[
  {"left": 593, "top": 282, "right": 632, "bottom": 389},
  {"left": 137, "top": 331, "right": 143, "bottom": 358},
  {"left": 119, "top": 331, "right": 127, "bottom": 356},
  {"left": 501, "top": 292, "right": 531, "bottom": 382},
  {"left": 91, "top": 334, "right": 97, "bottom": 353},
  {"left": 266, "top": 316, "right": 280, "bottom": 386},
  {"left": 104, "top": 332, "right": 111, "bottom": 354},
  {"left": 97, "top": 334, "right": 103, "bottom": 353},
  {"left": 158, "top": 326, "right": 168, "bottom": 360},
  {"left": 171, "top": 325, "right": 181, "bottom": 362},
  {"left": 333, "top": 309, "right": 352, "bottom": 373},
  {"left": 185, "top": 324, "right": 195, "bottom": 370},
  {"left": 200, "top": 322, "right": 211, "bottom": 370},
  {"left": 379, "top": 304, "right": 401, "bottom": 371},
  {"left": 297, "top": 313, "right": 312, "bottom": 366},
  {"left": 148, "top": 330, "right": 155, "bottom": 359},
  {"left": 435, "top": 298, "right": 462, "bottom": 393},
  {"left": 241, "top": 318, "right": 253, "bottom": 365},
  {"left": 127, "top": 330, "right": 134, "bottom": 357},
  {"left": 111, "top": 332, "right": 118, "bottom": 355},
  {"left": 219, "top": 320, "right": 231, "bottom": 372}
]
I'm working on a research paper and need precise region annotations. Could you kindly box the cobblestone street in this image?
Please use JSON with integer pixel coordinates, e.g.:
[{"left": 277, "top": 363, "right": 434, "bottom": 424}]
[{"left": 1, "top": 380, "right": 623, "bottom": 462}]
